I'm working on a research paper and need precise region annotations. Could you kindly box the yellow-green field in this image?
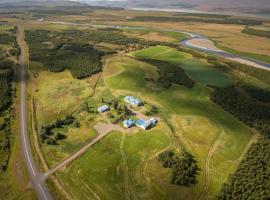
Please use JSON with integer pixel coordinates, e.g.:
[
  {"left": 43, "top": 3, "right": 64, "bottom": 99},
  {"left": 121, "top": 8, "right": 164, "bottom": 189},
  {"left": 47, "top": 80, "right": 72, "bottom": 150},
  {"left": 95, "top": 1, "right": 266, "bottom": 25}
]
[{"left": 31, "top": 62, "right": 94, "bottom": 124}]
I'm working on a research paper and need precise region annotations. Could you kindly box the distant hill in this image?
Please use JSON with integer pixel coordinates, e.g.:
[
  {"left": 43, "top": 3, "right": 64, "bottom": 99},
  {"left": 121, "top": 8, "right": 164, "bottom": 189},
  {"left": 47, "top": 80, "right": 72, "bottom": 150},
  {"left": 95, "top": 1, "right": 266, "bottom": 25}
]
[{"left": 82, "top": 0, "right": 270, "bottom": 16}]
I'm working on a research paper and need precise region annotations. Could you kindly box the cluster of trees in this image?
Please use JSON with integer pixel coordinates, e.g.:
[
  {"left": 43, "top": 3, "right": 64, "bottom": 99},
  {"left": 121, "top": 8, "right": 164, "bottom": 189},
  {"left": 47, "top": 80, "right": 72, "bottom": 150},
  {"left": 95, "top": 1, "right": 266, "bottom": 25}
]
[
  {"left": 39, "top": 115, "right": 74, "bottom": 145},
  {"left": 25, "top": 28, "right": 171, "bottom": 80},
  {"left": 25, "top": 30, "right": 104, "bottom": 79},
  {"left": 105, "top": 98, "right": 132, "bottom": 124},
  {"left": 211, "top": 86, "right": 270, "bottom": 136},
  {"left": 242, "top": 85, "right": 270, "bottom": 104},
  {"left": 142, "top": 59, "right": 195, "bottom": 88},
  {"left": 61, "top": 29, "right": 171, "bottom": 52},
  {"left": 217, "top": 137, "right": 270, "bottom": 199},
  {"left": 158, "top": 150, "right": 199, "bottom": 186}
]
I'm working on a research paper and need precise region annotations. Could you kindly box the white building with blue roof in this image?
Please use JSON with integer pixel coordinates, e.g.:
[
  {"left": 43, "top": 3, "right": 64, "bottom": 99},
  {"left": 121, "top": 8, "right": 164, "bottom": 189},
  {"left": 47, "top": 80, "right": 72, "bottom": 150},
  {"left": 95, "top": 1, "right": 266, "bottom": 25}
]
[
  {"left": 136, "top": 118, "right": 158, "bottom": 130},
  {"left": 124, "top": 96, "right": 143, "bottom": 107},
  {"left": 98, "top": 105, "right": 110, "bottom": 113},
  {"left": 123, "top": 119, "right": 135, "bottom": 128}
]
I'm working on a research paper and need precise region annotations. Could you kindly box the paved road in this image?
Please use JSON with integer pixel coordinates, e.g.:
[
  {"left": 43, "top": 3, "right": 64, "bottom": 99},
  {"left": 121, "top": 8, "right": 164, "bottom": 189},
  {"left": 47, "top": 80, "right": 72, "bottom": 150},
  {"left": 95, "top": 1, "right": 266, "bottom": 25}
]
[
  {"left": 181, "top": 36, "right": 270, "bottom": 71},
  {"left": 41, "top": 19, "right": 270, "bottom": 71},
  {"left": 18, "top": 27, "right": 53, "bottom": 200}
]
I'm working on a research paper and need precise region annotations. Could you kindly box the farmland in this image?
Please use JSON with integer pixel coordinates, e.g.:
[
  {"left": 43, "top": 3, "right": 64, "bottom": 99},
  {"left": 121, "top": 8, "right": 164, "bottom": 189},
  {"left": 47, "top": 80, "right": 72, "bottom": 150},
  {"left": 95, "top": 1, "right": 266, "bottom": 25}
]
[
  {"left": 55, "top": 45, "right": 253, "bottom": 199},
  {"left": 0, "top": 3, "right": 269, "bottom": 199}
]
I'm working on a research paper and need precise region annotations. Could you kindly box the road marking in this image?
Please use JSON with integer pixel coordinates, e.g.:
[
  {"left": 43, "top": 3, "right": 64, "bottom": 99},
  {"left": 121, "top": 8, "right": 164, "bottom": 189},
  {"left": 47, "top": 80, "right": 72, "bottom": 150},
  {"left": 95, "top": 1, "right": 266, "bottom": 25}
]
[
  {"left": 20, "top": 56, "right": 36, "bottom": 176},
  {"left": 23, "top": 134, "right": 36, "bottom": 176},
  {"left": 39, "top": 184, "right": 48, "bottom": 200}
]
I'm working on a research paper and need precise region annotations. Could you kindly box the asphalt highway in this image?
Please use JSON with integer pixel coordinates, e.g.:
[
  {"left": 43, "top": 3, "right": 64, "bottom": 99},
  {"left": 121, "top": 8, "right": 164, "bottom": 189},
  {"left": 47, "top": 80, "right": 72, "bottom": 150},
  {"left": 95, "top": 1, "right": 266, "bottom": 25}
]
[
  {"left": 181, "top": 36, "right": 270, "bottom": 70},
  {"left": 18, "top": 27, "right": 53, "bottom": 200}
]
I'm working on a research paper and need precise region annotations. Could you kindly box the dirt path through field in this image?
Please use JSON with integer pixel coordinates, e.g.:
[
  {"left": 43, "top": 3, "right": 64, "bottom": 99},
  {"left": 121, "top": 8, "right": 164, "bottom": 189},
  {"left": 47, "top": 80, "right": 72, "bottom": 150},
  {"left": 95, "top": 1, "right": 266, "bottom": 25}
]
[
  {"left": 197, "top": 122, "right": 225, "bottom": 200},
  {"left": 120, "top": 133, "right": 139, "bottom": 200}
]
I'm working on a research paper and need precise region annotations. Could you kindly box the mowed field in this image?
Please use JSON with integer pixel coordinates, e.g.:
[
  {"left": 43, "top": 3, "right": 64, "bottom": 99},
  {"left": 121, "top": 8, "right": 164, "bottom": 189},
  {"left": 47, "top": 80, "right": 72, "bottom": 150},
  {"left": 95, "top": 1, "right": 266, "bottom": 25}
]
[{"left": 57, "top": 46, "right": 253, "bottom": 200}]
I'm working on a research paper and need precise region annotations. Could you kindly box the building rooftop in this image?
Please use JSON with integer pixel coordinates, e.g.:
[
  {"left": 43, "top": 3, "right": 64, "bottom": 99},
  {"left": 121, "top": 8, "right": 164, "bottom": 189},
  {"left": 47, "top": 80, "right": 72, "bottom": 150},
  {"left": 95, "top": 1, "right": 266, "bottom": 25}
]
[
  {"left": 124, "top": 96, "right": 143, "bottom": 106},
  {"left": 98, "top": 105, "right": 110, "bottom": 113},
  {"left": 123, "top": 119, "right": 135, "bottom": 128}
]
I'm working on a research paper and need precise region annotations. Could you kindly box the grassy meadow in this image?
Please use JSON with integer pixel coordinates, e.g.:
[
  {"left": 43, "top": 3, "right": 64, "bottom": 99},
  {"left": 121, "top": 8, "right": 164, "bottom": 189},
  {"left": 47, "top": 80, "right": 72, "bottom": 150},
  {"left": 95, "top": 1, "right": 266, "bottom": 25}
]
[{"left": 32, "top": 63, "right": 94, "bottom": 125}]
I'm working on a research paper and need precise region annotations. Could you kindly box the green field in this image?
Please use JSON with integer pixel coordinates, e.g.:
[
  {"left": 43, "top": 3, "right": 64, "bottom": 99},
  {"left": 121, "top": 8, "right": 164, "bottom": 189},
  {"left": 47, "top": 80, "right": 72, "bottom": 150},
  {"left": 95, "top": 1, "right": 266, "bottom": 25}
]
[
  {"left": 57, "top": 45, "right": 252, "bottom": 199},
  {"left": 42, "top": 124, "right": 97, "bottom": 167},
  {"left": 59, "top": 130, "right": 170, "bottom": 200},
  {"left": 130, "top": 46, "right": 232, "bottom": 87}
]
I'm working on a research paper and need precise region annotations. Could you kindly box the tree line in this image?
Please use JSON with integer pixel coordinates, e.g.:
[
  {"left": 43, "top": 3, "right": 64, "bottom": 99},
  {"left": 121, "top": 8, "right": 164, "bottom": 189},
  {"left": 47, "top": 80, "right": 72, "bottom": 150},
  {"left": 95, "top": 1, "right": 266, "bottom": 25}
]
[
  {"left": 217, "top": 137, "right": 270, "bottom": 199},
  {"left": 209, "top": 69, "right": 270, "bottom": 198},
  {"left": 211, "top": 86, "right": 270, "bottom": 136},
  {"left": 0, "top": 58, "right": 16, "bottom": 172}
]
